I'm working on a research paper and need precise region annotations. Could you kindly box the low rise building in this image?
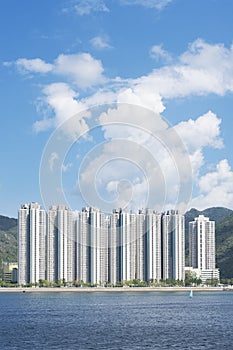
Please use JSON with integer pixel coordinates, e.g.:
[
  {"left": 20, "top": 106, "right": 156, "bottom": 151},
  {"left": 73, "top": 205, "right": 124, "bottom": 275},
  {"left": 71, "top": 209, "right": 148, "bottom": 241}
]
[{"left": 2, "top": 262, "right": 18, "bottom": 283}]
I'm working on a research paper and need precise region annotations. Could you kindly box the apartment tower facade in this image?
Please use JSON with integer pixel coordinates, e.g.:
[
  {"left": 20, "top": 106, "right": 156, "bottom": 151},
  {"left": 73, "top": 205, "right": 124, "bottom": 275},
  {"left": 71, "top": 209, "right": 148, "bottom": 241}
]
[
  {"left": 18, "top": 203, "right": 185, "bottom": 285},
  {"left": 189, "top": 215, "right": 219, "bottom": 281},
  {"left": 18, "top": 203, "right": 46, "bottom": 285}
]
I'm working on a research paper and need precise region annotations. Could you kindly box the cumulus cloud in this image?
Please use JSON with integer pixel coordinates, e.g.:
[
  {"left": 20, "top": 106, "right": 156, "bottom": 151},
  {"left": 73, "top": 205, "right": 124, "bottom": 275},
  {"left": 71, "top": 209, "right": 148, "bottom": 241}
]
[
  {"left": 174, "top": 111, "right": 223, "bottom": 179},
  {"left": 81, "top": 106, "right": 225, "bottom": 212},
  {"left": 117, "top": 87, "right": 165, "bottom": 114},
  {"left": 13, "top": 53, "right": 105, "bottom": 89},
  {"left": 175, "top": 111, "right": 223, "bottom": 152},
  {"left": 150, "top": 45, "right": 172, "bottom": 62},
  {"left": 135, "top": 39, "right": 233, "bottom": 98},
  {"left": 8, "top": 39, "right": 233, "bottom": 210},
  {"left": 77, "top": 138, "right": 168, "bottom": 212},
  {"left": 99, "top": 103, "right": 167, "bottom": 140},
  {"left": 12, "top": 39, "right": 233, "bottom": 114},
  {"left": 191, "top": 160, "right": 233, "bottom": 210},
  {"left": 90, "top": 35, "right": 112, "bottom": 49},
  {"left": 34, "top": 83, "right": 89, "bottom": 138},
  {"left": 54, "top": 53, "right": 105, "bottom": 88},
  {"left": 74, "top": 105, "right": 193, "bottom": 212},
  {"left": 14, "top": 58, "right": 53, "bottom": 73}
]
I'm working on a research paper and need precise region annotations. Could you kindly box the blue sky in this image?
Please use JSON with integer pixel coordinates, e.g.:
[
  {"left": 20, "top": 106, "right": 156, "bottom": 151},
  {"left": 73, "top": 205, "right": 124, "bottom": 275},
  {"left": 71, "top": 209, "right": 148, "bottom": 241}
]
[{"left": 1, "top": 0, "right": 233, "bottom": 217}]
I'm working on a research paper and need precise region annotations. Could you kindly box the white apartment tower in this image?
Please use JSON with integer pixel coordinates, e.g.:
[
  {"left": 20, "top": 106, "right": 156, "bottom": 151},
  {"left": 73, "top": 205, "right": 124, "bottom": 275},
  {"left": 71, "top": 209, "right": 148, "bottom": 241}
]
[
  {"left": 145, "top": 209, "right": 162, "bottom": 282},
  {"left": 77, "top": 207, "right": 90, "bottom": 283},
  {"left": 189, "top": 215, "right": 215, "bottom": 270},
  {"left": 108, "top": 210, "right": 120, "bottom": 284},
  {"left": 135, "top": 210, "right": 145, "bottom": 281},
  {"left": 162, "top": 210, "right": 185, "bottom": 281},
  {"left": 129, "top": 212, "right": 136, "bottom": 280},
  {"left": 18, "top": 202, "right": 46, "bottom": 285},
  {"left": 76, "top": 207, "right": 108, "bottom": 284},
  {"left": 89, "top": 207, "right": 108, "bottom": 285},
  {"left": 108, "top": 209, "right": 137, "bottom": 284},
  {"left": 118, "top": 209, "right": 134, "bottom": 282},
  {"left": 47, "top": 205, "right": 75, "bottom": 283},
  {"left": 18, "top": 202, "right": 186, "bottom": 285}
]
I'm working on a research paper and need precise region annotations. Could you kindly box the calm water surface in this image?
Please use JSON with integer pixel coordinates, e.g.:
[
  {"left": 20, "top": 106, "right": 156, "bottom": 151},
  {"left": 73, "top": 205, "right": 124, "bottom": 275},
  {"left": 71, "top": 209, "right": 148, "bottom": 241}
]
[{"left": 0, "top": 291, "right": 232, "bottom": 349}]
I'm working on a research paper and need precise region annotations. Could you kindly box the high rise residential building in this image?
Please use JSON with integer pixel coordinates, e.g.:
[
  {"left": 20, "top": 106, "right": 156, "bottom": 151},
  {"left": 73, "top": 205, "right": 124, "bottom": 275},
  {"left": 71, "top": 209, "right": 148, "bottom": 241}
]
[
  {"left": 18, "top": 202, "right": 46, "bottom": 285},
  {"left": 189, "top": 215, "right": 219, "bottom": 281},
  {"left": 89, "top": 207, "right": 108, "bottom": 285},
  {"left": 18, "top": 203, "right": 186, "bottom": 285},
  {"left": 47, "top": 205, "right": 75, "bottom": 283},
  {"left": 135, "top": 209, "right": 145, "bottom": 281},
  {"left": 145, "top": 209, "right": 162, "bottom": 282},
  {"left": 129, "top": 212, "right": 136, "bottom": 280},
  {"left": 76, "top": 207, "right": 90, "bottom": 283},
  {"left": 108, "top": 209, "right": 120, "bottom": 285},
  {"left": 76, "top": 207, "right": 108, "bottom": 284},
  {"left": 118, "top": 209, "right": 133, "bottom": 282},
  {"left": 189, "top": 215, "right": 215, "bottom": 270},
  {"left": 162, "top": 210, "right": 185, "bottom": 281}
]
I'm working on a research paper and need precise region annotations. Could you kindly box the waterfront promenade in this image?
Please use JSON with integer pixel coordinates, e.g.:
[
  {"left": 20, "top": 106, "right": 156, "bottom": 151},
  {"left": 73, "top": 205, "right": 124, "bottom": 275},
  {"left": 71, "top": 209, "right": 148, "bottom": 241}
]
[{"left": 0, "top": 286, "right": 230, "bottom": 293}]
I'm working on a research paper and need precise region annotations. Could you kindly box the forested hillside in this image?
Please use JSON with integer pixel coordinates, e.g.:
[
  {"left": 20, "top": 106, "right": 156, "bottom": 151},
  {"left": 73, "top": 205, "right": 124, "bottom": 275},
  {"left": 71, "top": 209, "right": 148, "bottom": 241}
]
[{"left": 0, "top": 215, "right": 17, "bottom": 265}]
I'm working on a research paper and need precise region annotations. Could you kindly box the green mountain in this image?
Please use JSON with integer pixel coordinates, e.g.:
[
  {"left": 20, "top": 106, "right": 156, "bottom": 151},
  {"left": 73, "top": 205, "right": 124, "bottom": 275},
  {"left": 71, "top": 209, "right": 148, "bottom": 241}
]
[
  {"left": 215, "top": 212, "right": 233, "bottom": 279},
  {"left": 185, "top": 207, "right": 233, "bottom": 225},
  {"left": 0, "top": 215, "right": 18, "bottom": 270}
]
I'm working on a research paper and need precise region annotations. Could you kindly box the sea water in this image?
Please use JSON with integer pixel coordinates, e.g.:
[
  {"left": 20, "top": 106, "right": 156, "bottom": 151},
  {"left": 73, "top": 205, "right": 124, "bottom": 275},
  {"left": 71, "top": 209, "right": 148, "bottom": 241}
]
[{"left": 0, "top": 291, "right": 232, "bottom": 349}]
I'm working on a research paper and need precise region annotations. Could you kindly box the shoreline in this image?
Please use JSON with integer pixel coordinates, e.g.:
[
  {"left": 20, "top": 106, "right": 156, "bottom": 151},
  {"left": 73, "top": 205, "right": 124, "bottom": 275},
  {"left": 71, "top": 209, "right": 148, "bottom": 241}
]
[{"left": 0, "top": 286, "right": 231, "bottom": 293}]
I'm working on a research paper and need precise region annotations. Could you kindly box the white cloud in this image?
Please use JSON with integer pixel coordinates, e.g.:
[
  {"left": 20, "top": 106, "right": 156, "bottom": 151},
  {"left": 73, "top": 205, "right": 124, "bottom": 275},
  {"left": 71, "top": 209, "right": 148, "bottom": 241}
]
[
  {"left": 62, "top": 162, "right": 73, "bottom": 173},
  {"left": 120, "top": 0, "right": 172, "bottom": 10},
  {"left": 12, "top": 40, "right": 233, "bottom": 114},
  {"left": 175, "top": 111, "right": 223, "bottom": 153},
  {"left": 135, "top": 39, "right": 233, "bottom": 98},
  {"left": 13, "top": 53, "right": 105, "bottom": 89},
  {"left": 63, "top": 0, "right": 171, "bottom": 14},
  {"left": 15, "top": 58, "right": 53, "bottom": 73},
  {"left": 188, "top": 150, "right": 204, "bottom": 179},
  {"left": 42, "top": 83, "right": 82, "bottom": 123},
  {"left": 54, "top": 53, "right": 105, "bottom": 88},
  {"left": 174, "top": 111, "right": 223, "bottom": 180},
  {"left": 117, "top": 87, "right": 165, "bottom": 114},
  {"left": 33, "top": 118, "right": 54, "bottom": 133},
  {"left": 9, "top": 39, "right": 233, "bottom": 210},
  {"left": 72, "top": 0, "right": 109, "bottom": 15},
  {"left": 90, "top": 35, "right": 112, "bottom": 49},
  {"left": 191, "top": 160, "right": 233, "bottom": 210},
  {"left": 77, "top": 107, "right": 227, "bottom": 212},
  {"left": 150, "top": 45, "right": 172, "bottom": 62},
  {"left": 34, "top": 83, "right": 89, "bottom": 138},
  {"left": 75, "top": 106, "right": 193, "bottom": 212},
  {"left": 199, "top": 160, "right": 233, "bottom": 194},
  {"left": 49, "top": 152, "right": 59, "bottom": 172},
  {"left": 77, "top": 138, "right": 168, "bottom": 212},
  {"left": 99, "top": 104, "right": 167, "bottom": 141}
]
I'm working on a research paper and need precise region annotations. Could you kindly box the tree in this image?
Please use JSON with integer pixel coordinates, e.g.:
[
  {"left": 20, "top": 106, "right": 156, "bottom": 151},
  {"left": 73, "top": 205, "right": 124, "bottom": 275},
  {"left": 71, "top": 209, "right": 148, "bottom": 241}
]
[
  {"left": 185, "top": 271, "right": 200, "bottom": 287},
  {"left": 205, "top": 278, "right": 219, "bottom": 287}
]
